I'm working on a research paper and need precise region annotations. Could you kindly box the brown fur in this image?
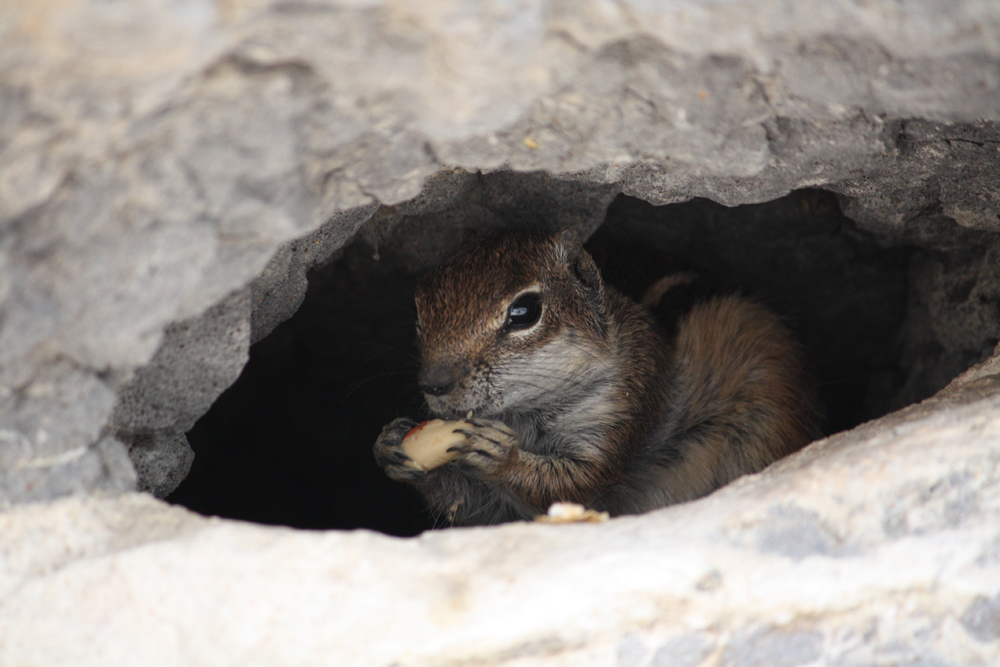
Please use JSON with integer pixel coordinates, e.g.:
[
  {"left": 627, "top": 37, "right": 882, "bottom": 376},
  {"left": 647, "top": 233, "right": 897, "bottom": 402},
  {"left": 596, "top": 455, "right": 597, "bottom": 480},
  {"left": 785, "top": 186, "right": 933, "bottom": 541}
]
[{"left": 373, "top": 229, "right": 823, "bottom": 525}]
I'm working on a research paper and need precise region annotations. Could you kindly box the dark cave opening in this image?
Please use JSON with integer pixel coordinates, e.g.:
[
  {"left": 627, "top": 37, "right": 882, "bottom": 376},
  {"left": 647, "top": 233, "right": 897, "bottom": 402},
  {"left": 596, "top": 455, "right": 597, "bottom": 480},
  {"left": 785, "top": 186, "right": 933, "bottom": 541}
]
[{"left": 168, "top": 188, "right": 981, "bottom": 537}]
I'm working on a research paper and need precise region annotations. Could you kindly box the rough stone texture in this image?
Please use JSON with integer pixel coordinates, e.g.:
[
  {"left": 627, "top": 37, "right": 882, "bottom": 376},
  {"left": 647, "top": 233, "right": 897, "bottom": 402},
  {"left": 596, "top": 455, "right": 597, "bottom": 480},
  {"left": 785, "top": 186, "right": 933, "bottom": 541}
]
[
  {"left": 110, "top": 291, "right": 251, "bottom": 434},
  {"left": 108, "top": 289, "right": 251, "bottom": 496},
  {"left": 3, "top": 0, "right": 1000, "bottom": 501},
  {"left": 126, "top": 434, "right": 195, "bottom": 499},
  {"left": 0, "top": 359, "right": 136, "bottom": 501},
  {"left": 891, "top": 239, "right": 1000, "bottom": 411},
  {"left": 1, "top": 357, "right": 998, "bottom": 666},
  {"left": 368, "top": 169, "right": 622, "bottom": 274},
  {"left": 2, "top": 0, "right": 1000, "bottom": 661}
]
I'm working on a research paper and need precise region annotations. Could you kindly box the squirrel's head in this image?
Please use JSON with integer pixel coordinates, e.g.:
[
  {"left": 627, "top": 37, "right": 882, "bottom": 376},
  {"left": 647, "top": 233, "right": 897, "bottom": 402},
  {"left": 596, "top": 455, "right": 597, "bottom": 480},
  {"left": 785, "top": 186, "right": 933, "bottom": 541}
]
[{"left": 413, "top": 228, "right": 613, "bottom": 419}]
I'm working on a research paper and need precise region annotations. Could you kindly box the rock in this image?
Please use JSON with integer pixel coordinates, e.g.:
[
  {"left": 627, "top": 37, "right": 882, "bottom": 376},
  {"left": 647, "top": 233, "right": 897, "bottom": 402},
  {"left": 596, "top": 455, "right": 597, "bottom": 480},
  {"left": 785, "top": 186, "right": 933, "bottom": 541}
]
[
  {"left": 2, "top": 0, "right": 1000, "bottom": 661},
  {"left": 126, "top": 434, "right": 195, "bottom": 500},
  {"left": 3, "top": 0, "right": 1000, "bottom": 502}
]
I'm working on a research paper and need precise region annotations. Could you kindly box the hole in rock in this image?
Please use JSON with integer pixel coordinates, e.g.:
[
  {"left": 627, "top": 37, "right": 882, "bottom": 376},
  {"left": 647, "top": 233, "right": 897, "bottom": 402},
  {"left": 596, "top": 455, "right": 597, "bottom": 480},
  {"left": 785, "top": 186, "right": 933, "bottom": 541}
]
[{"left": 168, "top": 188, "right": 997, "bottom": 536}]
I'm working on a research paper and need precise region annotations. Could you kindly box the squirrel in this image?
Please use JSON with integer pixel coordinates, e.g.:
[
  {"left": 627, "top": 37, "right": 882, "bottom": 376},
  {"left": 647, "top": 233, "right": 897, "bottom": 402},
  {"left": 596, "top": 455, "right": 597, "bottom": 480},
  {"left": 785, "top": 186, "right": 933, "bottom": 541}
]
[{"left": 373, "top": 228, "right": 823, "bottom": 526}]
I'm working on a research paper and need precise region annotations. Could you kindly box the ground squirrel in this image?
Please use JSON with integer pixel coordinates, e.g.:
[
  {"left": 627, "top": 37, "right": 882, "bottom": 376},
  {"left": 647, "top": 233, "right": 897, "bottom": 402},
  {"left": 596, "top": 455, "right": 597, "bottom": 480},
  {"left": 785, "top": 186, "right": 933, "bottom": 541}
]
[{"left": 373, "top": 228, "right": 823, "bottom": 526}]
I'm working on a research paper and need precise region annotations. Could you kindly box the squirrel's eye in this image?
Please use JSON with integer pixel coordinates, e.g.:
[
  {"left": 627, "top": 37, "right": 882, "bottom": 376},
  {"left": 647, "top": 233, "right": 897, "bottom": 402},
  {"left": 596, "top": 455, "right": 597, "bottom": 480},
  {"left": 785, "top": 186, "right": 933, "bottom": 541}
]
[{"left": 505, "top": 293, "right": 542, "bottom": 330}]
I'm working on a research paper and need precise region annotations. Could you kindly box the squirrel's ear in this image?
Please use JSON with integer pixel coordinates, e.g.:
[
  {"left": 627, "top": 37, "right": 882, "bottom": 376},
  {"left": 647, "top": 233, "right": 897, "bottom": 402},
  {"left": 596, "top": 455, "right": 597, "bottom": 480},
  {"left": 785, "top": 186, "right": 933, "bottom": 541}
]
[{"left": 553, "top": 228, "right": 602, "bottom": 291}]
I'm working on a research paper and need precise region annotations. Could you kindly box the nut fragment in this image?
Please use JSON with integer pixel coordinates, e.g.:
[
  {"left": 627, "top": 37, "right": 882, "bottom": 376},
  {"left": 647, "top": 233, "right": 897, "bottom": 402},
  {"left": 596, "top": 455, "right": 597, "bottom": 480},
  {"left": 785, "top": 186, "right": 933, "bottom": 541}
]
[
  {"left": 536, "top": 502, "right": 609, "bottom": 523},
  {"left": 401, "top": 419, "right": 472, "bottom": 471}
]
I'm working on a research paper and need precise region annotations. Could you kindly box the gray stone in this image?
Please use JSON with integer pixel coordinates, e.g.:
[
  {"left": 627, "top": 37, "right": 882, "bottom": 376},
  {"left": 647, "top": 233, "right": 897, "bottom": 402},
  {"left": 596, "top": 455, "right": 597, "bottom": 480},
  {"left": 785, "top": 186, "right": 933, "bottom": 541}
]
[
  {"left": 0, "top": 362, "right": 127, "bottom": 504},
  {"left": 110, "top": 290, "right": 252, "bottom": 437},
  {"left": 374, "top": 170, "right": 622, "bottom": 274},
  {"left": 3, "top": 0, "right": 1000, "bottom": 503},
  {"left": 754, "top": 504, "right": 850, "bottom": 560},
  {"left": 721, "top": 628, "right": 823, "bottom": 667},
  {"left": 107, "top": 289, "right": 250, "bottom": 494},
  {"left": 616, "top": 635, "right": 647, "bottom": 667},
  {"left": 249, "top": 203, "right": 380, "bottom": 344},
  {"left": 0, "top": 435, "right": 135, "bottom": 506},
  {"left": 127, "top": 435, "right": 195, "bottom": 500},
  {"left": 2, "top": 0, "right": 1000, "bottom": 663},
  {"left": 651, "top": 634, "right": 715, "bottom": 667},
  {"left": 962, "top": 595, "right": 1000, "bottom": 643}
]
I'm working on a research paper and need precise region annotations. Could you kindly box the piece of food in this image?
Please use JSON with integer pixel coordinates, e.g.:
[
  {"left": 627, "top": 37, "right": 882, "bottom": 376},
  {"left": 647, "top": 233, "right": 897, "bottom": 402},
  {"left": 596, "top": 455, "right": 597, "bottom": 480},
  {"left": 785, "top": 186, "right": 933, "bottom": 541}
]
[
  {"left": 401, "top": 419, "right": 472, "bottom": 471},
  {"left": 536, "top": 501, "right": 609, "bottom": 523}
]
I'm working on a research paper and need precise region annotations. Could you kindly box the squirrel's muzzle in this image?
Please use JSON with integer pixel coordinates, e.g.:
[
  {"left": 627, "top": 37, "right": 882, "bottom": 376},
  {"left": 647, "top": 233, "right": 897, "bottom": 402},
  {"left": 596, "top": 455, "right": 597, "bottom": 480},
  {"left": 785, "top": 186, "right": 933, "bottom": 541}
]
[{"left": 418, "top": 364, "right": 460, "bottom": 397}]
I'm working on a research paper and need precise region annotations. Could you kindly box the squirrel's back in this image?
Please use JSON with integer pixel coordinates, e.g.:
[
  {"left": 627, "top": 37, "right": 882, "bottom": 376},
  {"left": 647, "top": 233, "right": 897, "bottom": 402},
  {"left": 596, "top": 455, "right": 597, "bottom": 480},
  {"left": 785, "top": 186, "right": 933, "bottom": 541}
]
[{"left": 605, "top": 281, "right": 822, "bottom": 513}]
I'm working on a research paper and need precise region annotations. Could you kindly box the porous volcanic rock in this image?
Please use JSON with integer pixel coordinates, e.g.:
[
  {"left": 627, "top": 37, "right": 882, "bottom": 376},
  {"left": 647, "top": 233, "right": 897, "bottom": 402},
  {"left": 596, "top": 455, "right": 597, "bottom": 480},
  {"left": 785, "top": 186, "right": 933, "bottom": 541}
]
[
  {"left": 3, "top": 0, "right": 1000, "bottom": 499},
  {"left": 2, "top": 0, "right": 1000, "bottom": 663}
]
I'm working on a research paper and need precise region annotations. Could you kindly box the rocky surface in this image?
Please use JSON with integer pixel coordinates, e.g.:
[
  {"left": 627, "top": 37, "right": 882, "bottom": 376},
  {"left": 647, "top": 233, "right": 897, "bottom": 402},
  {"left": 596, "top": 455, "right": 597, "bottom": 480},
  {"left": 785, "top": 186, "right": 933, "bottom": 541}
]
[
  {"left": 3, "top": 0, "right": 1000, "bottom": 500},
  {"left": 2, "top": 0, "right": 1000, "bottom": 662},
  {"left": 2, "top": 352, "right": 998, "bottom": 666}
]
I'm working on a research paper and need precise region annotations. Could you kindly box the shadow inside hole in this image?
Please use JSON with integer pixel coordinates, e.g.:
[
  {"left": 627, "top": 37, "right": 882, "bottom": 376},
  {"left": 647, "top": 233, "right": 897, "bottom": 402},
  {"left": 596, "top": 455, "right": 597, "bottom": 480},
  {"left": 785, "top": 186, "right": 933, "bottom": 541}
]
[
  {"left": 170, "top": 189, "right": 914, "bottom": 535},
  {"left": 597, "top": 189, "right": 913, "bottom": 433},
  {"left": 171, "top": 242, "right": 435, "bottom": 536}
]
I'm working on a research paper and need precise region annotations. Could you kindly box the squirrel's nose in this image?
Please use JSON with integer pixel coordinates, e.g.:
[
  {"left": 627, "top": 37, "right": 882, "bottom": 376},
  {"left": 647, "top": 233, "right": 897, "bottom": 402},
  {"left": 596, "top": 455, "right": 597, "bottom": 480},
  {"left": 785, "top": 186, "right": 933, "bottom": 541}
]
[{"left": 418, "top": 366, "right": 458, "bottom": 397}]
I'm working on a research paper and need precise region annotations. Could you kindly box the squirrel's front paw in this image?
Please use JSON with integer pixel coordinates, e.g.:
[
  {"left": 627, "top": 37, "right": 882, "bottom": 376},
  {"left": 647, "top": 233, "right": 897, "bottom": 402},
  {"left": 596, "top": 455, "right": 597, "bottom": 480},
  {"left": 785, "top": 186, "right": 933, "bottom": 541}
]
[
  {"left": 449, "top": 418, "right": 519, "bottom": 479},
  {"left": 373, "top": 417, "right": 424, "bottom": 483}
]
